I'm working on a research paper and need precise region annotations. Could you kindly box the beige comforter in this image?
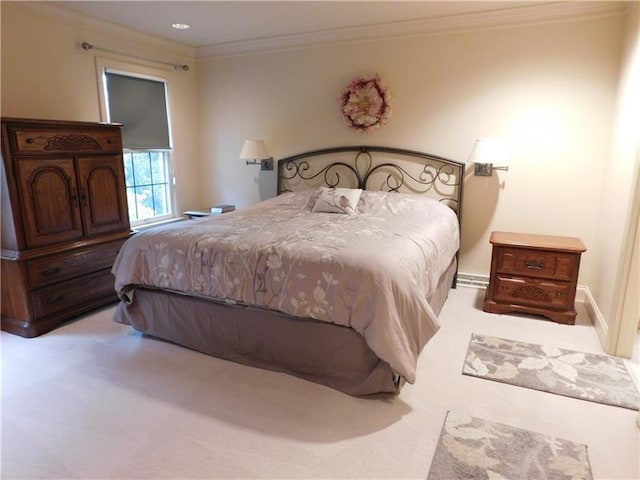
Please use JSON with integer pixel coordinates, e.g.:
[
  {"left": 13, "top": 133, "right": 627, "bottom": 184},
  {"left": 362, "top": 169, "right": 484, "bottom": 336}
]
[{"left": 112, "top": 189, "right": 459, "bottom": 383}]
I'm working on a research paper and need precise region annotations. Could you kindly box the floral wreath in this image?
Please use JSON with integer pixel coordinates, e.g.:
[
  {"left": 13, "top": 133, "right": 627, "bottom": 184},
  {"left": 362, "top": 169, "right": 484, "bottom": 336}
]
[{"left": 340, "top": 75, "right": 392, "bottom": 132}]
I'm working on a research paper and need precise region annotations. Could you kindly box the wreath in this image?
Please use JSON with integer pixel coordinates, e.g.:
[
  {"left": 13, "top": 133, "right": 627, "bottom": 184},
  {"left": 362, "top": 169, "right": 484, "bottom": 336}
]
[{"left": 340, "top": 75, "right": 392, "bottom": 132}]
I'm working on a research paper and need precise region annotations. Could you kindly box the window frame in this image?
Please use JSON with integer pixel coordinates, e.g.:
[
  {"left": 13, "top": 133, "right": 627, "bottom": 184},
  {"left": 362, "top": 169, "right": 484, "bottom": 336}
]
[
  {"left": 96, "top": 58, "right": 177, "bottom": 227},
  {"left": 122, "top": 149, "right": 174, "bottom": 225}
]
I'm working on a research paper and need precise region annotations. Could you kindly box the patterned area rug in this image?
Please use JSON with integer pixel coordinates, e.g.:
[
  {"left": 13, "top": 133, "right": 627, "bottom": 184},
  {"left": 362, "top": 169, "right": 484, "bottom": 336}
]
[
  {"left": 463, "top": 334, "right": 640, "bottom": 410},
  {"left": 427, "top": 411, "right": 593, "bottom": 480}
]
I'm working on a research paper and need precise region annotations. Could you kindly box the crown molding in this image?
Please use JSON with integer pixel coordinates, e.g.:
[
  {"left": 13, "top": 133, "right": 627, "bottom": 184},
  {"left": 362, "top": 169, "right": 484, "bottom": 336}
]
[
  {"left": 7, "top": 1, "right": 195, "bottom": 59},
  {"left": 197, "top": 1, "right": 627, "bottom": 60},
  {"left": 6, "top": 1, "right": 626, "bottom": 62}
]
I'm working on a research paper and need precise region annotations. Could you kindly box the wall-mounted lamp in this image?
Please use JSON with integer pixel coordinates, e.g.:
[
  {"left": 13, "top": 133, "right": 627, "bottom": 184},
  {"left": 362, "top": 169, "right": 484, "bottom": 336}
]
[
  {"left": 239, "top": 139, "right": 274, "bottom": 171},
  {"left": 469, "top": 138, "right": 509, "bottom": 176}
]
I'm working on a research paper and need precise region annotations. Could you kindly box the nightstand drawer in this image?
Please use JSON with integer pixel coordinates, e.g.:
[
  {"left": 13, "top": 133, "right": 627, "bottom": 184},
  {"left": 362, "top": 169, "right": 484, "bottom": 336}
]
[
  {"left": 493, "top": 276, "right": 571, "bottom": 310},
  {"left": 495, "top": 247, "right": 578, "bottom": 281}
]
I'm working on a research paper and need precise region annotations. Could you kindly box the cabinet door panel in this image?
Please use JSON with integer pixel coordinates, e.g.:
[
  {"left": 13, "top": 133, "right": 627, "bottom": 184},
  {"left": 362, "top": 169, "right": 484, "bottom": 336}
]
[
  {"left": 77, "top": 156, "right": 129, "bottom": 236},
  {"left": 17, "top": 157, "right": 83, "bottom": 247}
]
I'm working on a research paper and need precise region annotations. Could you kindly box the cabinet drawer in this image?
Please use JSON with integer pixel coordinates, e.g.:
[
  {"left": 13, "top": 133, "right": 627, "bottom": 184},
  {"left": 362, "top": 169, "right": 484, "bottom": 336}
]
[
  {"left": 31, "top": 269, "right": 117, "bottom": 318},
  {"left": 10, "top": 128, "right": 122, "bottom": 154},
  {"left": 495, "top": 247, "right": 578, "bottom": 281},
  {"left": 27, "top": 240, "right": 124, "bottom": 289},
  {"left": 493, "top": 275, "right": 572, "bottom": 310}
]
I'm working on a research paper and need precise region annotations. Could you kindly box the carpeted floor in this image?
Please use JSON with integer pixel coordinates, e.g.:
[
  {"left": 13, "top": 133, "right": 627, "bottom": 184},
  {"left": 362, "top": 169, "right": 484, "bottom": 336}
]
[{"left": 2, "top": 287, "right": 638, "bottom": 479}]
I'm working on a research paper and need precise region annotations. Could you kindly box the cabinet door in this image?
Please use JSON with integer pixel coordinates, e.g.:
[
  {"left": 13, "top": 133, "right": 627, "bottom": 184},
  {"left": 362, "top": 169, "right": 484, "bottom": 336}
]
[
  {"left": 77, "top": 156, "right": 129, "bottom": 236},
  {"left": 16, "top": 157, "right": 83, "bottom": 248}
]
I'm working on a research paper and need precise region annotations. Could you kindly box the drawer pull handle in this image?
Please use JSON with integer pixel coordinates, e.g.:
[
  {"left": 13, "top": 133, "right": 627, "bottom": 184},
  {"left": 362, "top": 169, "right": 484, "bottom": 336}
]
[
  {"left": 45, "top": 295, "right": 64, "bottom": 306},
  {"left": 525, "top": 260, "right": 545, "bottom": 270},
  {"left": 41, "top": 266, "right": 61, "bottom": 276},
  {"left": 25, "top": 138, "right": 35, "bottom": 144}
]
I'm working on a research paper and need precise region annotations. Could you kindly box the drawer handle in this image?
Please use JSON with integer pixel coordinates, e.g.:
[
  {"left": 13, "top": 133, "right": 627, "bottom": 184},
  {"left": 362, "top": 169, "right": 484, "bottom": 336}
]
[
  {"left": 25, "top": 137, "right": 35, "bottom": 144},
  {"left": 41, "top": 266, "right": 61, "bottom": 276},
  {"left": 45, "top": 295, "right": 64, "bottom": 306},
  {"left": 525, "top": 260, "right": 545, "bottom": 270}
]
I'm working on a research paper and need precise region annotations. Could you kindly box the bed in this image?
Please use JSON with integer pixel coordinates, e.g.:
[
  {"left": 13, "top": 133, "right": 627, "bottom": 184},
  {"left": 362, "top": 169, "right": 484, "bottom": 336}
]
[{"left": 112, "top": 146, "right": 465, "bottom": 395}]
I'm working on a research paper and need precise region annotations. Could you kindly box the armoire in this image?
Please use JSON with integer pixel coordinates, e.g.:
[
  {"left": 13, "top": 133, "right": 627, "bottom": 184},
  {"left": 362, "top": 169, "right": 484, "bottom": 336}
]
[{"left": 1, "top": 117, "right": 132, "bottom": 337}]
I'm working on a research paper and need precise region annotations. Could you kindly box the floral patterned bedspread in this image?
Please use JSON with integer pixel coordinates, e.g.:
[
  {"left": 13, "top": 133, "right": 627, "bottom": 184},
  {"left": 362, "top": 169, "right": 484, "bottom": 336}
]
[{"left": 112, "top": 189, "right": 459, "bottom": 383}]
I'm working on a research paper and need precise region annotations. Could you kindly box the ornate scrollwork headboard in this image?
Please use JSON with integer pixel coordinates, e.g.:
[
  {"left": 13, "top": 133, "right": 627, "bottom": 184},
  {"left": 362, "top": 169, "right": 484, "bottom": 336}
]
[{"left": 277, "top": 145, "right": 465, "bottom": 222}]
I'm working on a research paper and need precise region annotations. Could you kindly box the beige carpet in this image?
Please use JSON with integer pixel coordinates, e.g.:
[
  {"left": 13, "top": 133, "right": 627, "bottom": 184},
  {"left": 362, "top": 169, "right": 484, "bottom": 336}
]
[{"left": 2, "top": 287, "right": 638, "bottom": 479}]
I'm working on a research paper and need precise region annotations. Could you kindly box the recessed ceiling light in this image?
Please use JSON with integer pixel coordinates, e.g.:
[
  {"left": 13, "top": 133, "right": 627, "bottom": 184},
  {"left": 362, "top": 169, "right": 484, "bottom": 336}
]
[{"left": 171, "top": 23, "right": 191, "bottom": 30}]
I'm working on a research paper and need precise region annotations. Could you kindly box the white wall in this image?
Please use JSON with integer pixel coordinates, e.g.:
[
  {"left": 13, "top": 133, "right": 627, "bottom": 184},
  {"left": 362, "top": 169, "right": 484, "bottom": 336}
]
[
  {"left": 197, "top": 14, "right": 624, "bottom": 290},
  {"left": 592, "top": 2, "right": 640, "bottom": 353},
  {"left": 1, "top": 3, "right": 203, "bottom": 214}
]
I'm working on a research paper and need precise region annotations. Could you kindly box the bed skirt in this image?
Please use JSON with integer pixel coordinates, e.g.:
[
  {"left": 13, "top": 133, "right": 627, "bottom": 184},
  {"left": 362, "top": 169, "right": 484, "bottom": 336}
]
[{"left": 113, "top": 258, "right": 456, "bottom": 395}]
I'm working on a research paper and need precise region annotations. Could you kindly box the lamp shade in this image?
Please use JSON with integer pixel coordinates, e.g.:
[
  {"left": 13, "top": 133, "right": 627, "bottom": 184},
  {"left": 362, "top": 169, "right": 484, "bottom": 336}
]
[
  {"left": 239, "top": 139, "right": 269, "bottom": 160},
  {"left": 468, "top": 138, "right": 508, "bottom": 165}
]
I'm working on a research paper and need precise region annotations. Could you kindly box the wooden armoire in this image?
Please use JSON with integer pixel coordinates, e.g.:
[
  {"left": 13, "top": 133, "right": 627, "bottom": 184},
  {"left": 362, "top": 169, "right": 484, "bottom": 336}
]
[{"left": 1, "top": 118, "right": 132, "bottom": 337}]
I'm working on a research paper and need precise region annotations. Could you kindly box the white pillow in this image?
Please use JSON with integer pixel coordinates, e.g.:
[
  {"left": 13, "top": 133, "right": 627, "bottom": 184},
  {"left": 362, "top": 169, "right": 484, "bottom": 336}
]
[{"left": 312, "top": 187, "right": 362, "bottom": 214}]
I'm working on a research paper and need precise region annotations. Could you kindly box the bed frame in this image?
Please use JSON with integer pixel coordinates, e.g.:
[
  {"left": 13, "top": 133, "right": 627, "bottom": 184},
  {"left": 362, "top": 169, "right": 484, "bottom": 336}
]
[
  {"left": 277, "top": 145, "right": 464, "bottom": 224},
  {"left": 114, "top": 145, "right": 465, "bottom": 395}
]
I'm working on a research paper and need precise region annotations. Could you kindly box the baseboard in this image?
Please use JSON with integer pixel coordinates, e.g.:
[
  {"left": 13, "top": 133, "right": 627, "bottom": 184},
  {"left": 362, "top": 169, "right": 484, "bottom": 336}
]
[{"left": 577, "top": 285, "right": 609, "bottom": 347}]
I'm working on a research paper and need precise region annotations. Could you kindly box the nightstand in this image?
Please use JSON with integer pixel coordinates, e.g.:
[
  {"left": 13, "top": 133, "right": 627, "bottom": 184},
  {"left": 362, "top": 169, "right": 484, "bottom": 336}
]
[{"left": 483, "top": 231, "right": 587, "bottom": 325}]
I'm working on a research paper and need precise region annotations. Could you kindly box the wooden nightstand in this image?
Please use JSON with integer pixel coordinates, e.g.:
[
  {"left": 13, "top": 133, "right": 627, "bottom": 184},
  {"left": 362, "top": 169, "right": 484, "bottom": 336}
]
[{"left": 483, "top": 231, "right": 587, "bottom": 325}]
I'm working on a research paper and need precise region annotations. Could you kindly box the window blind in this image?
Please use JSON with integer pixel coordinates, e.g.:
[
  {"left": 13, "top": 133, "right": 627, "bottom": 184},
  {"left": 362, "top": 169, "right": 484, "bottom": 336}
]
[{"left": 105, "top": 72, "right": 170, "bottom": 149}]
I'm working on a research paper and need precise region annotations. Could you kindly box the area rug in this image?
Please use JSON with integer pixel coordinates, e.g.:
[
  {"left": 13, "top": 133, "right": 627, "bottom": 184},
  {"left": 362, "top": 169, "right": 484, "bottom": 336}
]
[
  {"left": 462, "top": 334, "right": 640, "bottom": 410},
  {"left": 427, "top": 411, "right": 592, "bottom": 480}
]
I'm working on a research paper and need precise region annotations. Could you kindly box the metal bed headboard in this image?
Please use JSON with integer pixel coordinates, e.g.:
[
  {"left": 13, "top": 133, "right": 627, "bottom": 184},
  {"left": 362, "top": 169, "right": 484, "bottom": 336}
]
[{"left": 277, "top": 145, "right": 465, "bottom": 223}]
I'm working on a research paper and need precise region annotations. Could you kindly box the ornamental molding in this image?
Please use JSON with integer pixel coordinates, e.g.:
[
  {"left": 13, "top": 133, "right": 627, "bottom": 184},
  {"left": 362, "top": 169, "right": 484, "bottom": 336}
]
[
  {"left": 16, "top": 1, "right": 627, "bottom": 61},
  {"left": 511, "top": 285, "right": 552, "bottom": 303},
  {"left": 197, "top": 1, "right": 627, "bottom": 59},
  {"left": 44, "top": 134, "right": 101, "bottom": 152}
]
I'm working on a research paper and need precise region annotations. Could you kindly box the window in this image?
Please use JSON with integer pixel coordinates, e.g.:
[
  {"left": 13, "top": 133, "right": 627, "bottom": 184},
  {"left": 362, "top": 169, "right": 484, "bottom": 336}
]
[
  {"left": 100, "top": 64, "right": 175, "bottom": 225},
  {"left": 123, "top": 151, "right": 172, "bottom": 223}
]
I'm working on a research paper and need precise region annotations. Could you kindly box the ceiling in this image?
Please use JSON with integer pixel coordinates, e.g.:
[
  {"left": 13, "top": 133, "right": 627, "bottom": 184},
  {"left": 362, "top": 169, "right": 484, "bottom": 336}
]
[{"left": 52, "top": 1, "right": 551, "bottom": 49}]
